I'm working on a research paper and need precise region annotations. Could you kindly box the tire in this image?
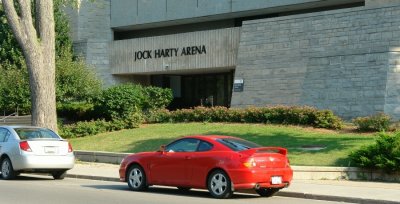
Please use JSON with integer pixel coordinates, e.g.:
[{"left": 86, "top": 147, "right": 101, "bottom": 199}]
[
  {"left": 1, "top": 157, "right": 17, "bottom": 180},
  {"left": 256, "top": 188, "right": 279, "bottom": 197},
  {"left": 52, "top": 170, "right": 67, "bottom": 180},
  {"left": 207, "top": 170, "right": 233, "bottom": 199},
  {"left": 127, "top": 164, "right": 148, "bottom": 191}
]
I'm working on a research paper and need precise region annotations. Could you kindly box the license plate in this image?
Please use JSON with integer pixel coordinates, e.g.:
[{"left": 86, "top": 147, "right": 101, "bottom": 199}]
[
  {"left": 44, "top": 147, "right": 57, "bottom": 154},
  {"left": 271, "top": 176, "right": 282, "bottom": 184}
]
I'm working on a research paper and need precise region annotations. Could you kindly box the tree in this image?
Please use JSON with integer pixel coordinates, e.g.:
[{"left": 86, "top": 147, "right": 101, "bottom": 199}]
[{"left": 1, "top": 0, "right": 58, "bottom": 131}]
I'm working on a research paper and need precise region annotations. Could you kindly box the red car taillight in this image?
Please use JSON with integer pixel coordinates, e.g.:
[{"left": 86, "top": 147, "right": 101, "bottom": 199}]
[
  {"left": 68, "top": 142, "right": 73, "bottom": 153},
  {"left": 243, "top": 158, "right": 257, "bottom": 168},
  {"left": 19, "top": 141, "right": 32, "bottom": 152}
]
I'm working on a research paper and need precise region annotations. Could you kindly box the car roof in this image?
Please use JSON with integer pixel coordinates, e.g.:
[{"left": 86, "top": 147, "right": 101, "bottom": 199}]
[
  {"left": 183, "top": 135, "right": 237, "bottom": 141},
  {"left": 0, "top": 125, "right": 46, "bottom": 129}
]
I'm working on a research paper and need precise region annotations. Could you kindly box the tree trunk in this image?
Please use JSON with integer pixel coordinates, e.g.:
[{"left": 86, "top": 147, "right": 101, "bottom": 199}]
[{"left": 2, "top": 0, "right": 58, "bottom": 131}]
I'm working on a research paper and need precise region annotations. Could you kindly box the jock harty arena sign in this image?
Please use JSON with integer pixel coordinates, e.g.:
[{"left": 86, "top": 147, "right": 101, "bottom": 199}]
[{"left": 134, "top": 45, "right": 207, "bottom": 61}]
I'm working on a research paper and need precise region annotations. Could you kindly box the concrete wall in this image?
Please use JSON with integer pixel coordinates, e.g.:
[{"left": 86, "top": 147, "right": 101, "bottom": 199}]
[
  {"left": 66, "top": 0, "right": 119, "bottom": 87},
  {"left": 111, "top": 28, "right": 240, "bottom": 74},
  {"left": 232, "top": 5, "right": 400, "bottom": 119},
  {"left": 111, "top": 0, "right": 363, "bottom": 29}
]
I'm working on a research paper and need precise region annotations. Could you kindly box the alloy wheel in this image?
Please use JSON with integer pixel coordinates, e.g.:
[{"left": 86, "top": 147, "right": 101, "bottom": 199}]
[
  {"left": 1, "top": 159, "right": 10, "bottom": 178},
  {"left": 210, "top": 173, "right": 228, "bottom": 195},
  {"left": 128, "top": 167, "right": 143, "bottom": 188}
]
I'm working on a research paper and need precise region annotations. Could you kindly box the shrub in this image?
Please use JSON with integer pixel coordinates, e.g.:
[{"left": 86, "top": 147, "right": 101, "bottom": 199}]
[
  {"left": 147, "top": 105, "right": 343, "bottom": 129},
  {"left": 59, "top": 113, "right": 144, "bottom": 138},
  {"left": 56, "top": 54, "right": 102, "bottom": 103},
  {"left": 142, "top": 86, "right": 173, "bottom": 111},
  {"left": 353, "top": 113, "right": 391, "bottom": 132},
  {"left": 57, "top": 102, "right": 95, "bottom": 121},
  {"left": 94, "top": 84, "right": 145, "bottom": 120},
  {"left": 60, "top": 120, "right": 110, "bottom": 138},
  {"left": 349, "top": 132, "right": 400, "bottom": 172},
  {"left": 0, "top": 66, "right": 31, "bottom": 115},
  {"left": 94, "top": 84, "right": 173, "bottom": 121}
]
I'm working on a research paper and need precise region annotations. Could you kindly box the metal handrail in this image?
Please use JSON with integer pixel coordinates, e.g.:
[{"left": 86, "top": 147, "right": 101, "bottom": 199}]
[{"left": 1, "top": 112, "right": 17, "bottom": 123}]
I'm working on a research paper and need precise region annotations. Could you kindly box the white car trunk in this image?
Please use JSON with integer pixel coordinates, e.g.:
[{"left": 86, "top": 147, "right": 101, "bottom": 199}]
[{"left": 27, "top": 140, "right": 69, "bottom": 156}]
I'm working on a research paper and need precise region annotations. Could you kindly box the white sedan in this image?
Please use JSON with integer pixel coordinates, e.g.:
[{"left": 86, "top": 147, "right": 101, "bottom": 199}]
[{"left": 0, "top": 126, "right": 74, "bottom": 180}]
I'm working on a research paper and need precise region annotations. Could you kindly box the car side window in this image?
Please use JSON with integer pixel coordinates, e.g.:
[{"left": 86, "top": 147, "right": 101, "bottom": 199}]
[
  {"left": 197, "top": 141, "right": 213, "bottom": 152},
  {"left": 166, "top": 138, "right": 200, "bottom": 152},
  {"left": 0, "top": 128, "right": 7, "bottom": 142},
  {"left": 4, "top": 131, "right": 11, "bottom": 142}
]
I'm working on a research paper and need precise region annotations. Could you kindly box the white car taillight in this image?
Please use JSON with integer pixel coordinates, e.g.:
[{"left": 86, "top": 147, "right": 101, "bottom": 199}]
[
  {"left": 19, "top": 141, "right": 32, "bottom": 152},
  {"left": 68, "top": 142, "right": 73, "bottom": 153}
]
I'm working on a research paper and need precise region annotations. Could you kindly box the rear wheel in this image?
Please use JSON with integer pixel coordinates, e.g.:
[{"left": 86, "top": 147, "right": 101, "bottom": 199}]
[
  {"left": 52, "top": 170, "right": 67, "bottom": 180},
  {"left": 207, "top": 170, "right": 233, "bottom": 199},
  {"left": 1, "top": 157, "right": 17, "bottom": 180},
  {"left": 256, "top": 188, "right": 280, "bottom": 197},
  {"left": 127, "top": 164, "right": 148, "bottom": 191}
]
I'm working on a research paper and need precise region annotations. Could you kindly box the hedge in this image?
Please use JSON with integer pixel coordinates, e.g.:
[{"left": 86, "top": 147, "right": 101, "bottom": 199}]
[{"left": 146, "top": 106, "right": 343, "bottom": 129}]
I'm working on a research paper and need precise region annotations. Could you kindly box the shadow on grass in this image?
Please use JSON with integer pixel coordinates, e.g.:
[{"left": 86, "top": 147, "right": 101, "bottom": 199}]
[{"left": 204, "top": 130, "right": 372, "bottom": 166}]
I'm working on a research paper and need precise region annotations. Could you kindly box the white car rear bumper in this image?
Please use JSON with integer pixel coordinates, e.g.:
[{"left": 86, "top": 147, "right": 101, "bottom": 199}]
[{"left": 12, "top": 153, "right": 75, "bottom": 170}]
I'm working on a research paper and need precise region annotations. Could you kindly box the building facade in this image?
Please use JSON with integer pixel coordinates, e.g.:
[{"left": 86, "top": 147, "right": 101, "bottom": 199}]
[{"left": 68, "top": 0, "right": 400, "bottom": 119}]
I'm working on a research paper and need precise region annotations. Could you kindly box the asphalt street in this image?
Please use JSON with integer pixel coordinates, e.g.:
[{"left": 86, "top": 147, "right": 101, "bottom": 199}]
[{"left": 0, "top": 174, "right": 353, "bottom": 204}]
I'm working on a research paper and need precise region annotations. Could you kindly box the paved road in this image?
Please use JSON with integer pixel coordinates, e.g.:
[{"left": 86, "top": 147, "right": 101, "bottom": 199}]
[{"left": 0, "top": 174, "right": 352, "bottom": 204}]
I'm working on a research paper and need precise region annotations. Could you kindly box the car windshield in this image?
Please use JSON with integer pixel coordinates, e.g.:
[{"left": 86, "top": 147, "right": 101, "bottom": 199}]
[
  {"left": 14, "top": 128, "right": 61, "bottom": 140},
  {"left": 217, "top": 138, "right": 261, "bottom": 151}
]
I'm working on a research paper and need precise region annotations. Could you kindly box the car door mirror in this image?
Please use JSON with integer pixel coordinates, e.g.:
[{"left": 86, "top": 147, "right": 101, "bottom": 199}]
[{"left": 159, "top": 145, "right": 166, "bottom": 153}]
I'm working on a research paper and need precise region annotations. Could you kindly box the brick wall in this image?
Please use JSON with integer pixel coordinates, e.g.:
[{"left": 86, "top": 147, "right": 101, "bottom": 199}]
[
  {"left": 67, "top": 0, "right": 118, "bottom": 87},
  {"left": 232, "top": 5, "right": 400, "bottom": 119}
]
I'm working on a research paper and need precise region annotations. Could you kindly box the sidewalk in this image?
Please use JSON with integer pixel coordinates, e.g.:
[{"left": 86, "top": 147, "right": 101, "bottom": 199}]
[{"left": 67, "top": 162, "right": 400, "bottom": 204}]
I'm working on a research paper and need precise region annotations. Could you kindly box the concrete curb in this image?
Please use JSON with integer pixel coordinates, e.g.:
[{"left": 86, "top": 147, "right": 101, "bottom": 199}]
[
  {"left": 74, "top": 150, "right": 400, "bottom": 182},
  {"left": 66, "top": 174, "right": 120, "bottom": 182},
  {"left": 276, "top": 191, "right": 400, "bottom": 204},
  {"left": 65, "top": 173, "right": 397, "bottom": 204}
]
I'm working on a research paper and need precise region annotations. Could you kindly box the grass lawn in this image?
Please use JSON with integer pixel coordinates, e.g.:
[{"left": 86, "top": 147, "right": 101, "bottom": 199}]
[{"left": 70, "top": 123, "right": 376, "bottom": 167}]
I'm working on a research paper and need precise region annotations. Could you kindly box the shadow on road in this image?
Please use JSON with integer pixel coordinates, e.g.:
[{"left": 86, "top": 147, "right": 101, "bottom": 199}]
[{"left": 81, "top": 184, "right": 259, "bottom": 199}]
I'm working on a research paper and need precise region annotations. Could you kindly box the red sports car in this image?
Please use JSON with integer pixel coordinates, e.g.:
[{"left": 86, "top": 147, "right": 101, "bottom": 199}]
[{"left": 119, "top": 135, "right": 293, "bottom": 199}]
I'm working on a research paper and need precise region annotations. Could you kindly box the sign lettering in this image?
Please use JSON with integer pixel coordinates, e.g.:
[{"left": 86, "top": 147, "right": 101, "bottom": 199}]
[{"left": 134, "top": 45, "right": 207, "bottom": 61}]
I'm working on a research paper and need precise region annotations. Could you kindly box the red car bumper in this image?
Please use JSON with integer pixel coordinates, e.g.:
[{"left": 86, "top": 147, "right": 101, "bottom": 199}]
[{"left": 228, "top": 167, "right": 293, "bottom": 190}]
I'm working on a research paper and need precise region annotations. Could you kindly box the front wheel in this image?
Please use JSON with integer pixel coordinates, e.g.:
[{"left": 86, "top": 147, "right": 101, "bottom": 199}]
[
  {"left": 1, "top": 157, "right": 17, "bottom": 180},
  {"left": 207, "top": 170, "right": 233, "bottom": 199},
  {"left": 256, "top": 188, "right": 280, "bottom": 197},
  {"left": 127, "top": 164, "right": 148, "bottom": 191}
]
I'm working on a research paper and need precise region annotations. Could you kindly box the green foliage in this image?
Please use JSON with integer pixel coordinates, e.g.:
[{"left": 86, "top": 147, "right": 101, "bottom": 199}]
[
  {"left": 349, "top": 132, "right": 400, "bottom": 172},
  {"left": 0, "top": 66, "right": 31, "bottom": 114},
  {"left": 94, "top": 84, "right": 145, "bottom": 120},
  {"left": 56, "top": 102, "right": 95, "bottom": 121},
  {"left": 147, "top": 106, "right": 343, "bottom": 129},
  {"left": 0, "top": 2, "right": 102, "bottom": 114},
  {"left": 142, "top": 86, "right": 173, "bottom": 111},
  {"left": 60, "top": 120, "right": 110, "bottom": 138},
  {"left": 0, "top": 1, "right": 72, "bottom": 66},
  {"left": 353, "top": 113, "right": 391, "bottom": 132},
  {"left": 59, "top": 112, "right": 144, "bottom": 138},
  {"left": 56, "top": 53, "right": 102, "bottom": 103},
  {"left": 94, "top": 84, "right": 172, "bottom": 120},
  {"left": 54, "top": 0, "right": 74, "bottom": 57}
]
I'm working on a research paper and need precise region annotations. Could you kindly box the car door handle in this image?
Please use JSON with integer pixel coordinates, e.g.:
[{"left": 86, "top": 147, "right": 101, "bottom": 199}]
[{"left": 185, "top": 156, "right": 191, "bottom": 160}]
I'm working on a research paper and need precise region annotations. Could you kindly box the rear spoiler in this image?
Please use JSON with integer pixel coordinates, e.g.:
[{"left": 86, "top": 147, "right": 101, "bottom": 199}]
[{"left": 240, "top": 147, "right": 288, "bottom": 155}]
